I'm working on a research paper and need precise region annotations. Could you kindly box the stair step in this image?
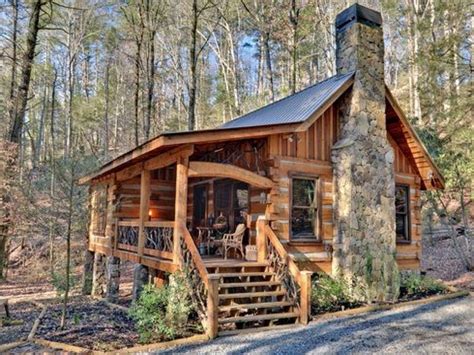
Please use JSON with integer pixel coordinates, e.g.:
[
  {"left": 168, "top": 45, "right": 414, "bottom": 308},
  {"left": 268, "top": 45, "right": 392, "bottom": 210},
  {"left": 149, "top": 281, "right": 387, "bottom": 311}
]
[
  {"left": 219, "top": 290, "right": 286, "bottom": 300},
  {"left": 219, "top": 323, "right": 300, "bottom": 336},
  {"left": 214, "top": 272, "right": 275, "bottom": 278},
  {"left": 205, "top": 261, "right": 270, "bottom": 268},
  {"left": 219, "top": 301, "right": 294, "bottom": 312},
  {"left": 219, "top": 281, "right": 281, "bottom": 289},
  {"left": 218, "top": 311, "right": 299, "bottom": 324}
]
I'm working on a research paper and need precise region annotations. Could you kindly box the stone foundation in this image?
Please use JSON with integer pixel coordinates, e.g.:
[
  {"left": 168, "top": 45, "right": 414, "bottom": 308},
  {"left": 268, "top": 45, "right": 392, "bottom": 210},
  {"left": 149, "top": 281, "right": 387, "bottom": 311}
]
[
  {"left": 332, "top": 5, "right": 399, "bottom": 302},
  {"left": 91, "top": 252, "right": 107, "bottom": 298},
  {"left": 82, "top": 250, "right": 94, "bottom": 295},
  {"left": 106, "top": 256, "right": 121, "bottom": 302},
  {"left": 132, "top": 264, "right": 149, "bottom": 301}
]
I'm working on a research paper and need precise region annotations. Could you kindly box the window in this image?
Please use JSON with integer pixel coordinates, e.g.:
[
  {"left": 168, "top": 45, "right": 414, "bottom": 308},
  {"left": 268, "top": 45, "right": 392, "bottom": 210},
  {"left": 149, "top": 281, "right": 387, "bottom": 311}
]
[
  {"left": 291, "top": 177, "right": 319, "bottom": 240},
  {"left": 395, "top": 185, "right": 410, "bottom": 241},
  {"left": 92, "top": 185, "right": 107, "bottom": 236}
]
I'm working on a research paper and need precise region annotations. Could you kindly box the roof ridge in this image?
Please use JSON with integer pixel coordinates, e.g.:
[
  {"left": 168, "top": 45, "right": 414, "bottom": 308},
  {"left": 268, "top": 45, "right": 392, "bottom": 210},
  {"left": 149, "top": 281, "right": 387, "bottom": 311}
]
[{"left": 220, "top": 71, "right": 354, "bottom": 128}]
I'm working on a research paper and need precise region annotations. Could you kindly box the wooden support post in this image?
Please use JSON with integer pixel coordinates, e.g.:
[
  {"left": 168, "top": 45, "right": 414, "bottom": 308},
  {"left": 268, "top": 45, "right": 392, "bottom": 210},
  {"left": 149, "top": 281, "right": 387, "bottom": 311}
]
[
  {"left": 256, "top": 216, "right": 268, "bottom": 263},
  {"left": 300, "top": 270, "right": 313, "bottom": 325},
  {"left": 207, "top": 275, "right": 220, "bottom": 339},
  {"left": 173, "top": 157, "right": 189, "bottom": 264},
  {"left": 138, "top": 169, "right": 151, "bottom": 256}
]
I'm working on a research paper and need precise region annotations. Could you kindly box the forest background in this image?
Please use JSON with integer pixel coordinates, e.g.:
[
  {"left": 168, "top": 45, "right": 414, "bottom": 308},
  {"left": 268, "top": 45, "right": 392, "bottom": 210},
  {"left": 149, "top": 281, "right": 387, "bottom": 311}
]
[{"left": 0, "top": 0, "right": 472, "bottom": 282}]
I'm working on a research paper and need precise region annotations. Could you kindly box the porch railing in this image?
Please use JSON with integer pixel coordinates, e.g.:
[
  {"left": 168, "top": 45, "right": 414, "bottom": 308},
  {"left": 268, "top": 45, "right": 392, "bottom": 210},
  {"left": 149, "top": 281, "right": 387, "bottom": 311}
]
[
  {"left": 116, "top": 220, "right": 174, "bottom": 260},
  {"left": 256, "top": 217, "right": 313, "bottom": 324}
]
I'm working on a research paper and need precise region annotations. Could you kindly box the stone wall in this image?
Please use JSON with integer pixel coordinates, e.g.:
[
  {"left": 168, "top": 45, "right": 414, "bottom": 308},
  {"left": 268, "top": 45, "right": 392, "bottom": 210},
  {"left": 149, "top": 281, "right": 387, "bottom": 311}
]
[{"left": 332, "top": 5, "right": 399, "bottom": 302}]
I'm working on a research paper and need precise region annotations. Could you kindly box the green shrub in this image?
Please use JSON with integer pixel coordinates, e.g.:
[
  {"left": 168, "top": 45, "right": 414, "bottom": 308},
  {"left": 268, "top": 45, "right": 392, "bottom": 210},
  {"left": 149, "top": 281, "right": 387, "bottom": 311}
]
[
  {"left": 399, "top": 273, "right": 447, "bottom": 299},
  {"left": 129, "top": 272, "right": 193, "bottom": 343},
  {"left": 311, "top": 274, "right": 361, "bottom": 313}
]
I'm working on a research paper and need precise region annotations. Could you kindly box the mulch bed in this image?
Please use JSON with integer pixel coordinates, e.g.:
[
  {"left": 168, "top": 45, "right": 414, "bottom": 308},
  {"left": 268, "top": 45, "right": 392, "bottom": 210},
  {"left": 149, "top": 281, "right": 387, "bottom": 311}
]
[
  {"left": 0, "top": 302, "right": 41, "bottom": 345},
  {"left": 35, "top": 296, "right": 139, "bottom": 351}
]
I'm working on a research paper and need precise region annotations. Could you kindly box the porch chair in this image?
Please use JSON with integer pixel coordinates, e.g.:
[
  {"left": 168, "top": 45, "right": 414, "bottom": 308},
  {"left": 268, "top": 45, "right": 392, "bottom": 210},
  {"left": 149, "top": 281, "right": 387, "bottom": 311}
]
[{"left": 223, "top": 224, "right": 246, "bottom": 259}]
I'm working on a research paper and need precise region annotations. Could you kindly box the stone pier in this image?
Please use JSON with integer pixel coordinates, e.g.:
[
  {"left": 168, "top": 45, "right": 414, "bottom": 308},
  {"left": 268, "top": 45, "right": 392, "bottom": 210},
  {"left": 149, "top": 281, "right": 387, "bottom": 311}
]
[
  {"left": 106, "top": 256, "right": 121, "bottom": 302},
  {"left": 132, "top": 264, "right": 149, "bottom": 302},
  {"left": 82, "top": 250, "right": 94, "bottom": 295},
  {"left": 91, "top": 252, "right": 107, "bottom": 298}
]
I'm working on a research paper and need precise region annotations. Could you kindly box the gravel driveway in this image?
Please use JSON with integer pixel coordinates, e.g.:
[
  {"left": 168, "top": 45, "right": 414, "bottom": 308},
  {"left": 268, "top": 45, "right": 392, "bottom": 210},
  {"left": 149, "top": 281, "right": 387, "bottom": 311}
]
[{"left": 159, "top": 295, "right": 474, "bottom": 354}]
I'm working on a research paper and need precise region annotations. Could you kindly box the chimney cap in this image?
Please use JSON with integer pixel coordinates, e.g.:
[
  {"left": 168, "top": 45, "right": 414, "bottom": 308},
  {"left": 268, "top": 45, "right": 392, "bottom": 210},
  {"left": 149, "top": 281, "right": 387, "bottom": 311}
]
[{"left": 335, "top": 3, "right": 382, "bottom": 31}]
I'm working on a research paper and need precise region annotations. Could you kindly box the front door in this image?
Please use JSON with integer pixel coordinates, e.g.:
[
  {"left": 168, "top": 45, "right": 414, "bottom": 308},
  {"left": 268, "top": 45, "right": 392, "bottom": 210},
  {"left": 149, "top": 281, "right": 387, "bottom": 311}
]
[{"left": 214, "top": 180, "right": 249, "bottom": 232}]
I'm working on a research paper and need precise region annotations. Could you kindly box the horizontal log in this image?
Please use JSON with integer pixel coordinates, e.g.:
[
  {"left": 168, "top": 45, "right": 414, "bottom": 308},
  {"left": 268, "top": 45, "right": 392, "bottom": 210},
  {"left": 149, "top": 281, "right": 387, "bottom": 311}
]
[{"left": 188, "top": 161, "right": 274, "bottom": 189}]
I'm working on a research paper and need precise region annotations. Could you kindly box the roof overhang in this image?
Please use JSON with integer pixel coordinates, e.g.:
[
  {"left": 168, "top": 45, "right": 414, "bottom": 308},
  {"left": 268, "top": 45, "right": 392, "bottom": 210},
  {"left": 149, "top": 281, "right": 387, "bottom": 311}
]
[
  {"left": 385, "top": 87, "right": 445, "bottom": 190},
  {"left": 78, "top": 123, "right": 300, "bottom": 184}
]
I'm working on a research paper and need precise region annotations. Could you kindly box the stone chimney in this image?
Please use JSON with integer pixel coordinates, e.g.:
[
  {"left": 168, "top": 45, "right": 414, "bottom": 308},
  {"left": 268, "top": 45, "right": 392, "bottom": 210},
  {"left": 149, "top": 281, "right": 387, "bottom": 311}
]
[{"left": 331, "top": 4, "right": 399, "bottom": 302}]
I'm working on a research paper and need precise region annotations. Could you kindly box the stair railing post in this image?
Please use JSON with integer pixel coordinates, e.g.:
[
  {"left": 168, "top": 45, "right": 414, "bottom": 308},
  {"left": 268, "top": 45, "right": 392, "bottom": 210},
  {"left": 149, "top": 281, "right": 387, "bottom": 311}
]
[
  {"left": 256, "top": 216, "right": 268, "bottom": 263},
  {"left": 173, "top": 156, "right": 189, "bottom": 264},
  {"left": 300, "top": 270, "right": 313, "bottom": 325},
  {"left": 207, "top": 275, "right": 220, "bottom": 339}
]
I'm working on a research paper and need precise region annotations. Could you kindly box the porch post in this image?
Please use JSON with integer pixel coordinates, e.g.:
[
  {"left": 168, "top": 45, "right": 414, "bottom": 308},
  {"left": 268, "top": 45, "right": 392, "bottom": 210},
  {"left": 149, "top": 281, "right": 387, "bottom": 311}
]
[
  {"left": 138, "top": 168, "right": 151, "bottom": 256},
  {"left": 173, "top": 156, "right": 189, "bottom": 264},
  {"left": 300, "top": 270, "right": 313, "bottom": 325},
  {"left": 256, "top": 216, "right": 268, "bottom": 263},
  {"left": 206, "top": 275, "right": 220, "bottom": 339}
]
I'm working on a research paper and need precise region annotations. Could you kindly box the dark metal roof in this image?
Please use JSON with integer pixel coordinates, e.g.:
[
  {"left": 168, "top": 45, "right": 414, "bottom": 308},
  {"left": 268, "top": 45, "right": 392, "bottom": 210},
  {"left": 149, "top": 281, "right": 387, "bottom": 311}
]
[{"left": 220, "top": 71, "right": 354, "bottom": 129}]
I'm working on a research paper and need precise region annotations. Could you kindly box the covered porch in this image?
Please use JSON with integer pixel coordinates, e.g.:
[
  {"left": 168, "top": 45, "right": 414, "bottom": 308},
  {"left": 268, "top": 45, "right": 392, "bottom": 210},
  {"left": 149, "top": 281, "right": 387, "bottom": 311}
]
[
  {"left": 86, "top": 142, "right": 311, "bottom": 338},
  {"left": 88, "top": 142, "right": 275, "bottom": 272}
]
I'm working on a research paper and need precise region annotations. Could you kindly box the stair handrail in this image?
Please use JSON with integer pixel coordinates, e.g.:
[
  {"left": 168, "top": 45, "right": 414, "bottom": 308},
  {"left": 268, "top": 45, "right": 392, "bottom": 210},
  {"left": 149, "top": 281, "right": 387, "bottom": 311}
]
[
  {"left": 177, "top": 221, "right": 219, "bottom": 338},
  {"left": 177, "top": 221, "right": 209, "bottom": 283},
  {"left": 257, "top": 217, "right": 312, "bottom": 324}
]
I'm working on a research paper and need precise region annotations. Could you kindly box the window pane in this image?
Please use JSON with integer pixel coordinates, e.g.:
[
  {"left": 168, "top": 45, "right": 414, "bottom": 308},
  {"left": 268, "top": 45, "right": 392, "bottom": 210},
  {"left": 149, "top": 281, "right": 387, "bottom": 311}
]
[
  {"left": 292, "top": 178, "right": 315, "bottom": 207},
  {"left": 396, "top": 214, "right": 408, "bottom": 240},
  {"left": 291, "top": 207, "right": 316, "bottom": 238},
  {"left": 395, "top": 186, "right": 408, "bottom": 214},
  {"left": 235, "top": 188, "right": 248, "bottom": 209}
]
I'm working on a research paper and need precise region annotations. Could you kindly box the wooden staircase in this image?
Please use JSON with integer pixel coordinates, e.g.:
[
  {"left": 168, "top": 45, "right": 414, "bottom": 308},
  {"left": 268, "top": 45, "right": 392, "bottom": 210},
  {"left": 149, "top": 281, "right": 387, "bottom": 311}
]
[{"left": 205, "top": 261, "right": 300, "bottom": 334}]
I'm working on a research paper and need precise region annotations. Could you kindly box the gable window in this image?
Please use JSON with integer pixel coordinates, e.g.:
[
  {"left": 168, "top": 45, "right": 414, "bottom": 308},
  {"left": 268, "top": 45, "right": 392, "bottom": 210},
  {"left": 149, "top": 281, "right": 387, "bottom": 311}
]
[
  {"left": 291, "top": 176, "right": 320, "bottom": 240},
  {"left": 395, "top": 185, "right": 410, "bottom": 242},
  {"left": 92, "top": 185, "right": 107, "bottom": 236}
]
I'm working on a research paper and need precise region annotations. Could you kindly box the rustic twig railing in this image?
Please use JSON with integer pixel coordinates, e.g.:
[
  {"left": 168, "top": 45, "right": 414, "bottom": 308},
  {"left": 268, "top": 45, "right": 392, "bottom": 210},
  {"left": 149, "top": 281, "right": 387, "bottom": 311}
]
[
  {"left": 116, "top": 220, "right": 174, "bottom": 260},
  {"left": 176, "top": 222, "right": 219, "bottom": 338},
  {"left": 117, "top": 220, "right": 139, "bottom": 249},
  {"left": 256, "top": 216, "right": 312, "bottom": 324}
]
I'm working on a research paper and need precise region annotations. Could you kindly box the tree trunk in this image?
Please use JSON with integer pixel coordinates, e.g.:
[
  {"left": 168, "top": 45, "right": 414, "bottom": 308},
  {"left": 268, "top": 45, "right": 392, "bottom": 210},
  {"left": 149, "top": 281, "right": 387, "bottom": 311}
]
[
  {"left": 188, "top": 0, "right": 199, "bottom": 131},
  {"left": 9, "top": 0, "right": 43, "bottom": 143},
  {"left": 8, "top": 0, "right": 18, "bottom": 127},
  {"left": 1, "top": 0, "right": 43, "bottom": 279},
  {"left": 60, "top": 165, "right": 75, "bottom": 329},
  {"left": 256, "top": 32, "right": 264, "bottom": 97},
  {"left": 263, "top": 32, "right": 275, "bottom": 102},
  {"left": 104, "top": 58, "right": 110, "bottom": 159},
  {"left": 134, "top": 34, "right": 142, "bottom": 146}
]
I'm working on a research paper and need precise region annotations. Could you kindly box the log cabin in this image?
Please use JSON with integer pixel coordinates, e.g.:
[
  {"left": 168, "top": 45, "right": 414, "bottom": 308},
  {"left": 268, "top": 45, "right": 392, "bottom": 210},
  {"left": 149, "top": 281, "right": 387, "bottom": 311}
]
[{"left": 79, "top": 4, "right": 444, "bottom": 337}]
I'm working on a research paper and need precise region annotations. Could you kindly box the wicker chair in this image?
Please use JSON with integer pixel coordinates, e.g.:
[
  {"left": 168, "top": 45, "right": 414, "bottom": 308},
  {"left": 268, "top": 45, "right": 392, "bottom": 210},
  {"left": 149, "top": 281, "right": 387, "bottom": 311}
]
[{"left": 223, "top": 224, "right": 246, "bottom": 259}]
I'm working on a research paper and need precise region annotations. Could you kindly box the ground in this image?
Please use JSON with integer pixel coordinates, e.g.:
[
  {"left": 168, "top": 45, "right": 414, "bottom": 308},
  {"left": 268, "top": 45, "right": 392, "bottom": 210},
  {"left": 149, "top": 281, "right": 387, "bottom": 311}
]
[
  {"left": 0, "top": 230, "right": 472, "bottom": 352},
  {"left": 159, "top": 296, "right": 474, "bottom": 354}
]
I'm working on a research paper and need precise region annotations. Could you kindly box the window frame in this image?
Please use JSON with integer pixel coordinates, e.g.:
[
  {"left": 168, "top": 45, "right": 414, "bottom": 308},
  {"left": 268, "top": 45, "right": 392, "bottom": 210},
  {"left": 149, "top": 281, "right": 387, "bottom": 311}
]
[
  {"left": 289, "top": 173, "right": 322, "bottom": 242},
  {"left": 91, "top": 184, "right": 108, "bottom": 236},
  {"left": 395, "top": 184, "right": 411, "bottom": 243}
]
